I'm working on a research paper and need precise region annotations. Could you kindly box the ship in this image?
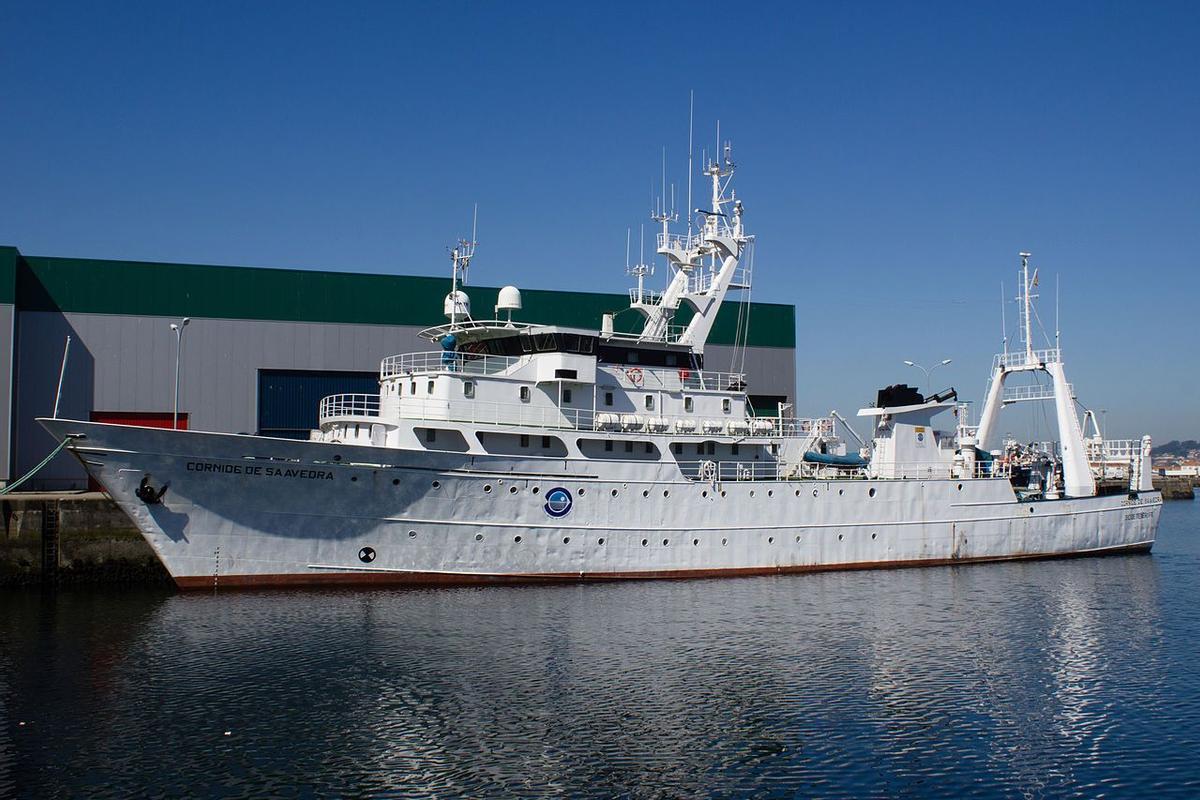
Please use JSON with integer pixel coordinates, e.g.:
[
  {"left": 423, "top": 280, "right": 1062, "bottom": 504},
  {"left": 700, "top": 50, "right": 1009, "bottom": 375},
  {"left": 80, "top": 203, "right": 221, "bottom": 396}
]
[{"left": 38, "top": 142, "right": 1161, "bottom": 588}]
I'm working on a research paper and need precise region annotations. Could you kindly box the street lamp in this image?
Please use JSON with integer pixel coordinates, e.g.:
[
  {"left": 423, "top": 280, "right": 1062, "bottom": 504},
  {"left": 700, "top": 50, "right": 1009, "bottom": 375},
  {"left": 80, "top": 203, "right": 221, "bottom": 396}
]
[
  {"left": 170, "top": 317, "right": 191, "bottom": 429},
  {"left": 903, "top": 358, "right": 952, "bottom": 394}
]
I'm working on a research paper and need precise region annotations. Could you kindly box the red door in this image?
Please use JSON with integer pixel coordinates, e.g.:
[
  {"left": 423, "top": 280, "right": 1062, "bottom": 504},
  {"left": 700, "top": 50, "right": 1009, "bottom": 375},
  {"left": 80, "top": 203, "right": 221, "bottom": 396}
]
[{"left": 87, "top": 412, "right": 188, "bottom": 492}]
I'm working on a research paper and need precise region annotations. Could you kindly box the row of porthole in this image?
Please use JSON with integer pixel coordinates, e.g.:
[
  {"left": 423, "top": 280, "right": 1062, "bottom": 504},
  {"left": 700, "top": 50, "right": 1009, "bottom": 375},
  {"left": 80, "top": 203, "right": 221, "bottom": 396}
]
[{"left": 416, "top": 479, "right": 908, "bottom": 500}]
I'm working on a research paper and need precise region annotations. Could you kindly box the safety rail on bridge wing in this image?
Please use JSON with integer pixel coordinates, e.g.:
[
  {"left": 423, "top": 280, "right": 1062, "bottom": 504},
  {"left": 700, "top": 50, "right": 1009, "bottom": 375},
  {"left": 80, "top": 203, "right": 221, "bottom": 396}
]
[
  {"left": 380, "top": 351, "right": 522, "bottom": 380},
  {"left": 318, "top": 393, "right": 381, "bottom": 424}
]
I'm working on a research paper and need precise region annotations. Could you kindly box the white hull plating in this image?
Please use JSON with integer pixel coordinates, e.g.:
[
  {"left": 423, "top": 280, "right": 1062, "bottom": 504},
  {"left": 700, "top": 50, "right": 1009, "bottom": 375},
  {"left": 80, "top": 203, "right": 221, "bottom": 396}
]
[{"left": 43, "top": 420, "right": 1161, "bottom": 589}]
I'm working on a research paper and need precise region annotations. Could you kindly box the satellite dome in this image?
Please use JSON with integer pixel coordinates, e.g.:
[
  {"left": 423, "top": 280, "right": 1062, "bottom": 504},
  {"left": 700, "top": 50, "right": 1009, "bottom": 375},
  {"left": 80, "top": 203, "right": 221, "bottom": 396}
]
[
  {"left": 496, "top": 285, "right": 522, "bottom": 313},
  {"left": 443, "top": 290, "right": 470, "bottom": 320}
]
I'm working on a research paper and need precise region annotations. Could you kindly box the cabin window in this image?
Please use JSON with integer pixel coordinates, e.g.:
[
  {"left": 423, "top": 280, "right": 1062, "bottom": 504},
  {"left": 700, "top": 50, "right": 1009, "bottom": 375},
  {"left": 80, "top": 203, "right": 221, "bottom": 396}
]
[
  {"left": 672, "top": 443, "right": 682, "bottom": 455},
  {"left": 463, "top": 381, "right": 475, "bottom": 398},
  {"left": 604, "top": 440, "right": 614, "bottom": 452},
  {"left": 644, "top": 395, "right": 655, "bottom": 411},
  {"left": 520, "top": 434, "right": 530, "bottom": 448},
  {"left": 696, "top": 443, "right": 704, "bottom": 455},
  {"left": 627, "top": 351, "right": 639, "bottom": 364},
  {"left": 541, "top": 436, "right": 551, "bottom": 449},
  {"left": 707, "top": 442, "right": 716, "bottom": 456},
  {"left": 684, "top": 397, "right": 694, "bottom": 413},
  {"left": 625, "top": 441, "right": 634, "bottom": 453},
  {"left": 722, "top": 398, "right": 732, "bottom": 414},
  {"left": 645, "top": 442, "right": 654, "bottom": 454},
  {"left": 425, "top": 429, "right": 437, "bottom": 443},
  {"left": 520, "top": 386, "right": 531, "bottom": 402},
  {"left": 562, "top": 389, "right": 573, "bottom": 404},
  {"left": 604, "top": 391, "right": 614, "bottom": 406},
  {"left": 410, "top": 381, "right": 416, "bottom": 394},
  {"left": 732, "top": 443, "right": 740, "bottom": 455},
  {"left": 427, "top": 380, "right": 435, "bottom": 395}
]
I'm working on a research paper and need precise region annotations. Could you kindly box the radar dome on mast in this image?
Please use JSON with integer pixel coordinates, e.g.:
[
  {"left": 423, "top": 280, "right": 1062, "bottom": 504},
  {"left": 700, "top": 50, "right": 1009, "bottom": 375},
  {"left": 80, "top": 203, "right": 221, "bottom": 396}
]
[
  {"left": 444, "top": 290, "right": 471, "bottom": 321},
  {"left": 495, "top": 285, "right": 522, "bottom": 324}
]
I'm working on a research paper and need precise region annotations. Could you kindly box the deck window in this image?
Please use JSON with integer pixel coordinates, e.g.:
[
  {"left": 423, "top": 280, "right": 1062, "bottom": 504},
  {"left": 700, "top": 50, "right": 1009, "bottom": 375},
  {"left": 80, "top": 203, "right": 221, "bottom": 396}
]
[
  {"left": 604, "top": 392, "right": 613, "bottom": 406},
  {"left": 562, "top": 389, "right": 573, "bottom": 404},
  {"left": 410, "top": 381, "right": 416, "bottom": 394},
  {"left": 684, "top": 397, "right": 694, "bottom": 413},
  {"left": 722, "top": 398, "right": 732, "bottom": 414},
  {"left": 541, "top": 436, "right": 551, "bottom": 449},
  {"left": 463, "top": 381, "right": 475, "bottom": 398},
  {"left": 672, "top": 443, "right": 683, "bottom": 455},
  {"left": 520, "top": 434, "right": 530, "bottom": 448},
  {"left": 604, "top": 440, "right": 614, "bottom": 452},
  {"left": 520, "top": 386, "right": 531, "bottom": 402},
  {"left": 624, "top": 441, "right": 634, "bottom": 453},
  {"left": 427, "top": 380, "right": 435, "bottom": 394},
  {"left": 425, "top": 429, "right": 437, "bottom": 443},
  {"left": 644, "top": 395, "right": 655, "bottom": 411}
]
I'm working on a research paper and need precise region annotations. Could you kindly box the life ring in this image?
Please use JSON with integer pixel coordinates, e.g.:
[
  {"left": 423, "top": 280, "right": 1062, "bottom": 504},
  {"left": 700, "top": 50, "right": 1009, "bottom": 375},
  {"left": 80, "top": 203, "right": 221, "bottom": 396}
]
[{"left": 626, "top": 367, "right": 644, "bottom": 386}]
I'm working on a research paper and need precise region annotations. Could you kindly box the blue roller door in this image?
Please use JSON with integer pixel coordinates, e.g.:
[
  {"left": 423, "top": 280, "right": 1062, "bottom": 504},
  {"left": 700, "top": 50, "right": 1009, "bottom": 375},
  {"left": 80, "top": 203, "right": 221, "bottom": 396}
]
[{"left": 258, "top": 369, "right": 378, "bottom": 439}]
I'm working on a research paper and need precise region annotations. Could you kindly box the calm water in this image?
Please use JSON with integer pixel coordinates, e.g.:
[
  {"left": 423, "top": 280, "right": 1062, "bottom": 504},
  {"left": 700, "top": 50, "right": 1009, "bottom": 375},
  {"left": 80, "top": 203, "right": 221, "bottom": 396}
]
[{"left": 2, "top": 504, "right": 1199, "bottom": 799}]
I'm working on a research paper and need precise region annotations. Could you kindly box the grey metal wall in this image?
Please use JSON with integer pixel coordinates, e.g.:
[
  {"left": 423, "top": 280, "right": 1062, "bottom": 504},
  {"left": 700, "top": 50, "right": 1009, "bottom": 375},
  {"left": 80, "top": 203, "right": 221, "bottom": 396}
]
[
  {"left": 0, "top": 303, "right": 13, "bottom": 483},
  {"left": 15, "top": 311, "right": 797, "bottom": 489}
]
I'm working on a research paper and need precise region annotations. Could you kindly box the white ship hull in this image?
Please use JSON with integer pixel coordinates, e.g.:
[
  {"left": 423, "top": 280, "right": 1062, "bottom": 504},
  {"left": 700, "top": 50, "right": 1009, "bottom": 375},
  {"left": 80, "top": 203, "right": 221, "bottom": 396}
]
[{"left": 42, "top": 419, "right": 1161, "bottom": 589}]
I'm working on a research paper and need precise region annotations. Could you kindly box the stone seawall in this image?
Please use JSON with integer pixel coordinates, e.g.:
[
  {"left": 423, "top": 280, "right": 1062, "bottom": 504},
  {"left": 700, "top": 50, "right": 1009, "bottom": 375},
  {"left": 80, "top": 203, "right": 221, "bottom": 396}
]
[{"left": 1, "top": 493, "right": 169, "bottom": 586}]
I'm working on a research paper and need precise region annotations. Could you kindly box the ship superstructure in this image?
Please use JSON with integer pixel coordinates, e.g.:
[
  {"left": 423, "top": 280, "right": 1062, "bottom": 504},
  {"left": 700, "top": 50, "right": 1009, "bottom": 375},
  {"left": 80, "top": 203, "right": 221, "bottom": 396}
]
[{"left": 39, "top": 142, "right": 1161, "bottom": 588}]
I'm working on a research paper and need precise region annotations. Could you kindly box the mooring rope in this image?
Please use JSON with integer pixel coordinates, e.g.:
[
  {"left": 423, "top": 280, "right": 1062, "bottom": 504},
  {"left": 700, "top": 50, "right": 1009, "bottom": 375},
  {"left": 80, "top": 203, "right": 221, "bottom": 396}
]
[{"left": 0, "top": 436, "right": 76, "bottom": 495}]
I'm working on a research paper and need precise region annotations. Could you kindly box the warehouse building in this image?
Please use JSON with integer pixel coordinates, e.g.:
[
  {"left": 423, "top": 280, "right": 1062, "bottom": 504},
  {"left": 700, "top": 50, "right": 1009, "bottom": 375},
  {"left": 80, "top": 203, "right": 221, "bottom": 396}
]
[{"left": 0, "top": 245, "right": 798, "bottom": 490}]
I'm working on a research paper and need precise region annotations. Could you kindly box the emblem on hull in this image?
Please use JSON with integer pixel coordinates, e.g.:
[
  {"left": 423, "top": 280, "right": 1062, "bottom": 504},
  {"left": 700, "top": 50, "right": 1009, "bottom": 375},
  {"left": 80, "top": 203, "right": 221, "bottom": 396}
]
[{"left": 543, "top": 487, "right": 573, "bottom": 518}]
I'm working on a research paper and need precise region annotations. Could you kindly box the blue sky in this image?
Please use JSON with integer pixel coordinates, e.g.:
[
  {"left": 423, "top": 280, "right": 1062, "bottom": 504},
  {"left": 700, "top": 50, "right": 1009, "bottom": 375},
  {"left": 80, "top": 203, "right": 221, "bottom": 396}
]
[{"left": 3, "top": 2, "right": 1198, "bottom": 441}]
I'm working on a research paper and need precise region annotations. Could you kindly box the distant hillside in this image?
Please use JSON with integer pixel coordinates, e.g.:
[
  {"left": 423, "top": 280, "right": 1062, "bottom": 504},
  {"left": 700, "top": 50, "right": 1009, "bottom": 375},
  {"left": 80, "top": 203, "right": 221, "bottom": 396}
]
[{"left": 1152, "top": 440, "right": 1200, "bottom": 457}]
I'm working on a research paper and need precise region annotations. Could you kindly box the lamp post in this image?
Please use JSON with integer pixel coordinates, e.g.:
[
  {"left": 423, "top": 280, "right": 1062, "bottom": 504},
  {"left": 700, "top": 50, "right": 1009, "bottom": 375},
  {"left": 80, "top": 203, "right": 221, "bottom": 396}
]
[
  {"left": 903, "top": 358, "right": 952, "bottom": 394},
  {"left": 170, "top": 318, "right": 191, "bottom": 429}
]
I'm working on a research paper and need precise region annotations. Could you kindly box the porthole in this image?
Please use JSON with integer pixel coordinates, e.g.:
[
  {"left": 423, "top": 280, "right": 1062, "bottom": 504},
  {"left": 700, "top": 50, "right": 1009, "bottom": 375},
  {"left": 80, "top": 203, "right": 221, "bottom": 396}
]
[
  {"left": 579, "top": 488, "right": 586, "bottom": 496},
  {"left": 957, "top": 483, "right": 963, "bottom": 491},
  {"left": 838, "top": 534, "right": 844, "bottom": 541},
  {"left": 795, "top": 490, "right": 801, "bottom": 497},
  {"left": 750, "top": 490, "right": 756, "bottom": 498},
  {"left": 350, "top": 476, "right": 358, "bottom": 482},
  {"left": 509, "top": 486, "right": 518, "bottom": 494},
  {"left": 408, "top": 530, "right": 417, "bottom": 538},
  {"left": 483, "top": 484, "right": 492, "bottom": 493},
  {"left": 392, "top": 478, "right": 400, "bottom": 486},
  {"left": 871, "top": 533, "right": 877, "bottom": 540},
  {"left": 662, "top": 538, "right": 669, "bottom": 546},
  {"left": 333, "top": 454, "right": 342, "bottom": 462},
  {"left": 795, "top": 535, "right": 802, "bottom": 543},
  {"left": 702, "top": 490, "right": 708, "bottom": 498},
  {"left": 663, "top": 490, "right": 670, "bottom": 498},
  {"left": 767, "top": 490, "right": 774, "bottom": 498},
  {"left": 532, "top": 487, "right": 540, "bottom": 495},
  {"left": 514, "top": 535, "right": 522, "bottom": 543},
  {"left": 432, "top": 480, "right": 441, "bottom": 489},
  {"left": 475, "top": 533, "right": 483, "bottom": 541},
  {"left": 1029, "top": 507, "right": 1035, "bottom": 513},
  {"left": 598, "top": 538, "right": 606, "bottom": 545},
  {"left": 611, "top": 489, "right": 619, "bottom": 497},
  {"left": 720, "top": 490, "right": 727, "bottom": 497},
  {"left": 721, "top": 538, "right": 728, "bottom": 546},
  {"left": 641, "top": 538, "right": 649, "bottom": 546},
  {"left": 813, "top": 489, "right": 819, "bottom": 497},
  {"left": 642, "top": 490, "right": 650, "bottom": 498},
  {"left": 693, "top": 538, "right": 699, "bottom": 546},
  {"left": 838, "top": 488, "right": 844, "bottom": 496},
  {"left": 563, "top": 537, "right": 571, "bottom": 544},
  {"left": 768, "top": 537, "right": 774, "bottom": 544},
  {"left": 868, "top": 488, "right": 876, "bottom": 498}
]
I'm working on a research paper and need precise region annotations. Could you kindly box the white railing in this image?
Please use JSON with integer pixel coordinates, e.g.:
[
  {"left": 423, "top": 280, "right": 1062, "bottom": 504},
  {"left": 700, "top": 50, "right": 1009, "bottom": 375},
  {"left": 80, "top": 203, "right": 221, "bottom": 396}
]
[
  {"left": 657, "top": 232, "right": 697, "bottom": 254},
  {"left": 608, "top": 365, "right": 746, "bottom": 392},
  {"left": 679, "top": 460, "right": 783, "bottom": 482},
  {"left": 993, "top": 348, "right": 1062, "bottom": 370},
  {"left": 1086, "top": 438, "right": 1139, "bottom": 461},
  {"left": 629, "top": 288, "right": 667, "bottom": 306},
  {"left": 1002, "top": 383, "right": 1073, "bottom": 403},
  {"left": 319, "top": 394, "right": 381, "bottom": 423},
  {"left": 380, "top": 351, "right": 522, "bottom": 379}
]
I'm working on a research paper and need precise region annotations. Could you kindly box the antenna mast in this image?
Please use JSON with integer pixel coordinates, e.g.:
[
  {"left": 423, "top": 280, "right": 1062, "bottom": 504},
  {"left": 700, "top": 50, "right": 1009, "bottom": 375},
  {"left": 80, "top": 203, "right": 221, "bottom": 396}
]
[
  {"left": 448, "top": 205, "right": 478, "bottom": 329},
  {"left": 686, "top": 90, "right": 694, "bottom": 247}
]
